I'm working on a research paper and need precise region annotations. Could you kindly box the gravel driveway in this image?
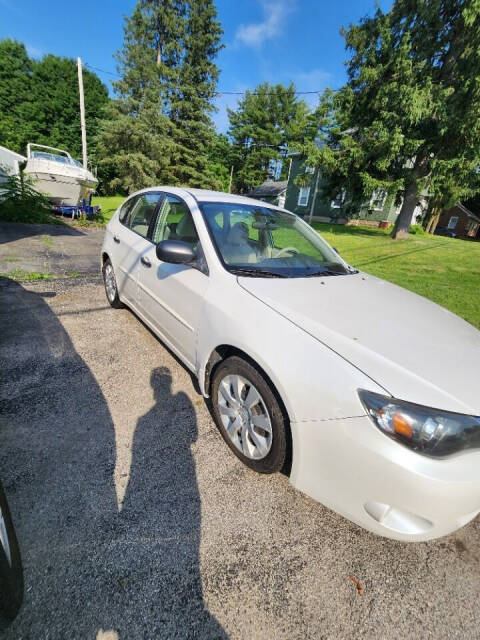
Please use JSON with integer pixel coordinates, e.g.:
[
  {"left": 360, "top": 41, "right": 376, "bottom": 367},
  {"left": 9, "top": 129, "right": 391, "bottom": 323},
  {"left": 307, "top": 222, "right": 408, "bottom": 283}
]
[{"left": 1, "top": 224, "right": 480, "bottom": 639}]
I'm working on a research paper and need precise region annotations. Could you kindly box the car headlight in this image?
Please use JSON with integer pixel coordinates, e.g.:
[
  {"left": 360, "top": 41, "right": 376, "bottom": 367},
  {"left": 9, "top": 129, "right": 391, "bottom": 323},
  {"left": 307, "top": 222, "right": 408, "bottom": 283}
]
[{"left": 359, "top": 390, "right": 480, "bottom": 458}]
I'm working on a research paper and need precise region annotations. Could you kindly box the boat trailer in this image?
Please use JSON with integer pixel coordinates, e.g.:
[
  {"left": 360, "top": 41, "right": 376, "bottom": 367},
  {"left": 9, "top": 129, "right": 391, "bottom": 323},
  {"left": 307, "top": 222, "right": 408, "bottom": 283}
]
[{"left": 51, "top": 198, "right": 101, "bottom": 220}]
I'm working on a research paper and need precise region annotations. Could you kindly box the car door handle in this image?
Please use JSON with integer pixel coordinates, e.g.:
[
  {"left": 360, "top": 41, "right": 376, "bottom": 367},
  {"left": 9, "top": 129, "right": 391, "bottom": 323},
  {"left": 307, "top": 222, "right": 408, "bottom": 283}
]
[
  {"left": 140, "top": 256, "right": 151, "bottom": 267},
  {"left": 113, "top": 235, "right": 120, "bottom": 244}
]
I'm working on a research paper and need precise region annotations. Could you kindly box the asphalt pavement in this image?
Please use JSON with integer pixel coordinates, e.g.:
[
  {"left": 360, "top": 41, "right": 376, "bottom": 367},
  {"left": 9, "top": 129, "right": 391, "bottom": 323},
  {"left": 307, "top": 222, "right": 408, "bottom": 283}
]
[{"left": 1, "top": 222, "right": 480, "bottom": 639}]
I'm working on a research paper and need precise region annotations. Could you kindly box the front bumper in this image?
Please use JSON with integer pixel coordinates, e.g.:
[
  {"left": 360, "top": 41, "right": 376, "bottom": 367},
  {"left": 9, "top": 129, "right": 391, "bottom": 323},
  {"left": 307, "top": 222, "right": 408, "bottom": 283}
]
[{"left": 290, "top": 416, "right": 480, "bottom": 542}]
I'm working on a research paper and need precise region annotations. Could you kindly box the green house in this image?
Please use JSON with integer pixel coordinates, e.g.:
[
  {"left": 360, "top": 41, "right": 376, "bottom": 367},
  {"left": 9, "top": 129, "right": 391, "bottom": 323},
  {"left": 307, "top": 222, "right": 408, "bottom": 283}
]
[{"left": 284, "top": 153, "right": 428, "bottom": 226}]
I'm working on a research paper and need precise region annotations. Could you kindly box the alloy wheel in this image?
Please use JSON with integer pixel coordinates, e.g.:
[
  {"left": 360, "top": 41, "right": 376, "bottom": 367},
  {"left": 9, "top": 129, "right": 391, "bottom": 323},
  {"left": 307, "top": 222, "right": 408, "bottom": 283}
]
[
  {"left": 217, "top": 374, "right": 273, "bottom": 460},
  {"left": 104, "top": 263, "right": 117, "bottom": 303}
]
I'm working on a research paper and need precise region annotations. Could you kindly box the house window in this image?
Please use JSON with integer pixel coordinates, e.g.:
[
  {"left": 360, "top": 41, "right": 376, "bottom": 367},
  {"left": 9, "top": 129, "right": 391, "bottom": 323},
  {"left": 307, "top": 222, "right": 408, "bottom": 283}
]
[
  {"left": 447, "top": 216, "right": 458, "bottom": 229},
  {"left": 330, "top": 190, "right": 346, "bottom": 209},
  {"left": 297, "top": 187, "right": 310, "bottom": 207},
  {"left": 467, "top": 221, "right": 479, "bottom": 237},
  {"left": 370, "top": 189, "right": 388, "bottom": 211},
  {"left": 305, "top": 166, "right": 315, "bottom": 174}
]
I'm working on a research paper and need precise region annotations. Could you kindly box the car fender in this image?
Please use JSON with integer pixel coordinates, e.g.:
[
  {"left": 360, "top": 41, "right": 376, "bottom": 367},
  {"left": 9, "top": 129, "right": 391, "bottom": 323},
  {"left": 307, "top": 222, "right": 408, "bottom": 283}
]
[{"left": 197, "top": 277, "right": 385, "bottom": 423}]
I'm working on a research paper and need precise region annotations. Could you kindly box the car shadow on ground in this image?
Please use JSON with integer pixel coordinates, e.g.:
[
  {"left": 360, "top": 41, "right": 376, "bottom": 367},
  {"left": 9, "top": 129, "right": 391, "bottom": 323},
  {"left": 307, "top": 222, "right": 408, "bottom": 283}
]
[{"left": 0, "top": 279, "right": 227, "bottom": 639}]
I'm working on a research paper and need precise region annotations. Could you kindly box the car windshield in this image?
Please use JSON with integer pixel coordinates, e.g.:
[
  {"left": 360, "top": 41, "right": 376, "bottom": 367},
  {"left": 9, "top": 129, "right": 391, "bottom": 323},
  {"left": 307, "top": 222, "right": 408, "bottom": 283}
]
[{"left": 200, "top": 202, "right": 352, "bottom": 277}]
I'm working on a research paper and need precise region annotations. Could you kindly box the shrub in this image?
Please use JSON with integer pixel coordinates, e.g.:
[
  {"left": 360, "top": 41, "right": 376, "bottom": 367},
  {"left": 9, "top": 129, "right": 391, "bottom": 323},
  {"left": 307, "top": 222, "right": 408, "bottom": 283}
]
[
  {"left": 0, "top": 171, "right": 57, "bottom": 223},
  {"left": 409, "top": 224, "right": 426, "bottom": 235}
]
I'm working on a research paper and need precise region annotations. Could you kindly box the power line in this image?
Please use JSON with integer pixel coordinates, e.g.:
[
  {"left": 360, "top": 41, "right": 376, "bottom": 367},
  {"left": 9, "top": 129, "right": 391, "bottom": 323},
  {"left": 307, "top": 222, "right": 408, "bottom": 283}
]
[{"left": 84, "top": 62, "right": 330, "bottom": 97}]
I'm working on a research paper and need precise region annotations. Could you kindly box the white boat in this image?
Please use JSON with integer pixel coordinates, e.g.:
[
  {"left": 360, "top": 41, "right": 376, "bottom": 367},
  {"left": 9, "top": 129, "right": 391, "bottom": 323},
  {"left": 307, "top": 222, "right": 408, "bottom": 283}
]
[
  {"left": 0, "top": 145, "right": 27, "bottom": 196},
  {"left": 24, "top": 143, "right": 98, "bottom": 206}
]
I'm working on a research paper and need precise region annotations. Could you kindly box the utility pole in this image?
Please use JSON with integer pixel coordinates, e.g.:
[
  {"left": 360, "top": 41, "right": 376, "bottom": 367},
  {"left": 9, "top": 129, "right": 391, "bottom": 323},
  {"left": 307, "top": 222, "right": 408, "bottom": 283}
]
[
  {"left": 228, "top": 165, "right": 234, "bottom": 193},
  {"left": 77, "top": 57, "right": 88, "bottom": 169}
]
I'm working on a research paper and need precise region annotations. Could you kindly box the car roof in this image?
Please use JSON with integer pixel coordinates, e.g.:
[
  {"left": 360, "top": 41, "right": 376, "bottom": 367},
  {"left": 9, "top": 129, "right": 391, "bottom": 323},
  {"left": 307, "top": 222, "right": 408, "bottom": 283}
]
[
  {"left": 137, "top": 186, "right": 281, "bottom": 210},
  {"left": 185, "top": 187, "right": 280, "bottom": 209}
]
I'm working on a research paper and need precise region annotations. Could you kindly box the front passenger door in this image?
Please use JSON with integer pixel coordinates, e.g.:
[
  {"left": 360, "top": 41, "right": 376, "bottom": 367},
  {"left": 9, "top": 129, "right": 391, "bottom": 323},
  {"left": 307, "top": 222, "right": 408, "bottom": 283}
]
[
  {"left": 136, "top": 194, "right": 209, "bottom": 369},
  {"left": 114, "top": 192, "right": 163, "bottom": 305}
]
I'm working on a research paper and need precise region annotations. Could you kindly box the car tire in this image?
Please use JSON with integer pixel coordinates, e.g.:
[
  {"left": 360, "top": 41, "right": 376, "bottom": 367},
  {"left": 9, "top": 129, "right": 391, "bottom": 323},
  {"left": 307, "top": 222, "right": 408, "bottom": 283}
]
[
  {"left": 102, "top": 258, "right": 124, "bottom": 309},
  {"left": 211, "top": 356, "right": 288, "bottom": 474},
  {"left": 0, "top": 480, "right": 23, "bottom": 625}
]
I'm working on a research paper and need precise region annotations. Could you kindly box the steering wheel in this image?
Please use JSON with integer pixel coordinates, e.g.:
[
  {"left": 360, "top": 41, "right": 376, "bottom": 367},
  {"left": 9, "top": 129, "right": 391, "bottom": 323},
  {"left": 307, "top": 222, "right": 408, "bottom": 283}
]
[{"left": 275, "top": 246, "right": 299, "bottom": 258}]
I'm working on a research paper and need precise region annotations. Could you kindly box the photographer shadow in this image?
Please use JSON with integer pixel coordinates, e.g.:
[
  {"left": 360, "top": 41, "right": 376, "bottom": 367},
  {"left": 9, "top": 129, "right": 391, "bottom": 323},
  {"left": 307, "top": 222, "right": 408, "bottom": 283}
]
[{"left": 0, "top": 280, "right": 226, "bottom": 639}]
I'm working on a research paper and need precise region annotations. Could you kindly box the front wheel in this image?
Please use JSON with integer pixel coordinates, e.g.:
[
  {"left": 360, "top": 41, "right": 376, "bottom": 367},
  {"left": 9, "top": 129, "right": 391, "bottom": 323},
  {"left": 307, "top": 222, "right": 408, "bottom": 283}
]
[
  {"left": 102, "top": 258, "right": 124, "bottom": 309},
  {"left": 211, "top": 356, "right": 288, "bottom": 474},
  {"left": 0, "top": 480, "right": 23, "bottom": 625}
]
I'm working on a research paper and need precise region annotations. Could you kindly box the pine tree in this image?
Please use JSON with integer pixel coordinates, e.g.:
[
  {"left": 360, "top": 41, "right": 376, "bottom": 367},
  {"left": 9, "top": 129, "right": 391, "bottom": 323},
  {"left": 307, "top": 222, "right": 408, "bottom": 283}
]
[
  {"left": 97, "top": 0, "right": 222, "bottom": 193},
  {"left": 205, "top": 132, "right": 233, "bottom": 191},
  {"left": 228, "top": 83, "right": 309, "bottom": 193},
  {"left": 97, "top": 1, "right": 184, "bottom": 193},
  {"left": 303, "top": 0, "right": 480, "bottom": 238},
  {"left": 169, "top": 0, "right": 223, "bottom": 186}
]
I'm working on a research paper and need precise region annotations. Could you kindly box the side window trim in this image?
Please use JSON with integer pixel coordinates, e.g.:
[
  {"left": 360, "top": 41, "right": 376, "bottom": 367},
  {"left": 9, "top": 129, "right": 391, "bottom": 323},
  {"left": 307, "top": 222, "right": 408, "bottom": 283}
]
[
  {"left": 119, "top": 194, "right": 139, "bottom": 227},
  {"left": 147, "top": 192, "right": 165, "bottom": 240},
  {"left": 152, "top": 192, "right": 200, "bottom": 244},
  {"left": 120, "top": 191, "right": 164, "bottom": 241},
  {"left": 153, "top": 192, "right": 209, "bottom": 276}
]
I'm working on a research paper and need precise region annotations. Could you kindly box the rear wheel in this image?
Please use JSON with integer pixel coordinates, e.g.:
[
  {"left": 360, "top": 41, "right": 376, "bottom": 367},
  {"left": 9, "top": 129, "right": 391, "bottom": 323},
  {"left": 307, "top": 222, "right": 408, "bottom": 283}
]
[
  {"left": 0, "top": 480, "right": 23, "bottom": 625},
  {"left": 211, "top": 356, "right": 288, "bottom": 474},
  {"left": 102, "top": 258, "right": 124, "bottom": 309}
]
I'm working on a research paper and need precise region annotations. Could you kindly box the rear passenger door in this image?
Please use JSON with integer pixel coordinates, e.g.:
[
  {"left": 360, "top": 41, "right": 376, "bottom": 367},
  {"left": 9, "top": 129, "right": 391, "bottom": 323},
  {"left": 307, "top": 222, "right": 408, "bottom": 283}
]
[{"left": 114, "top": 192, "right": 163, "bottom": 305}]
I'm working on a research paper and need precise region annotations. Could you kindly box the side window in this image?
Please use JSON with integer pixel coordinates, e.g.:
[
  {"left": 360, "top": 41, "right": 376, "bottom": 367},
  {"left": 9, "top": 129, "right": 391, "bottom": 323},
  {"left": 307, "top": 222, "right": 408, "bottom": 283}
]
[
  {"left": 127, "top": 193, "right": 162, "bottom": 239},
  {"left": 152, "top": 195, "right": 199, "bottom": 248},
  {"left": 119, "top": 196, "right": 138, "bottom": 224}
]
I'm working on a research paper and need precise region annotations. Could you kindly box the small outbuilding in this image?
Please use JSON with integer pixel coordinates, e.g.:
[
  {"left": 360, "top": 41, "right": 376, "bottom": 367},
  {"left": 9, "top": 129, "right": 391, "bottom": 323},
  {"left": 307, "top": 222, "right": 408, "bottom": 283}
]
[
  {"left": 437, "top": 203, "right": 480, "bottom": 239},
  {"left": 247, "top": 180, "right": 288, "bottom": 208}
]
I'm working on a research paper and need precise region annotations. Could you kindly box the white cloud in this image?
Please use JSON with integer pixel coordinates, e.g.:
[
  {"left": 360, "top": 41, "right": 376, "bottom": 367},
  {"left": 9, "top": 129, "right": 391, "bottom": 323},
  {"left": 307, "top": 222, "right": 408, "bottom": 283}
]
[
  {"left": 291, "top": 68, "right": 332, "bottom": 90},
  {"left": 235, "top": 0, "right": 295, "bottom": 49},
  {"left": 26, "top": 43, "right": 44, "bottom": 59},
  {"left": 278, "top": 67, "right": 333, "bottom": 108}
]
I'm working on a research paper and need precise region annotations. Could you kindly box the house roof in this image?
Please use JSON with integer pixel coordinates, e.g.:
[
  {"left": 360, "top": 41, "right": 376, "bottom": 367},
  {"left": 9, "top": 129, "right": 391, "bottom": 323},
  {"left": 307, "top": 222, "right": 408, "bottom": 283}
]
[
  {"left": 457, "top": 202, "right": 480, "bottom": 223},
  {"left": 247, "top": 181, "right": 288, "bottom": 197}
]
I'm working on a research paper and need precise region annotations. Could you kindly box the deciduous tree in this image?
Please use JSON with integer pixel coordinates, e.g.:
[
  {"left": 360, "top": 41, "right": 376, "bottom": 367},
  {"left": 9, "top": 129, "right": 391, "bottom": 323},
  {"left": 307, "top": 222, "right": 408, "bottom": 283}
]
[{"left": 0, "top": 41, "right": 109, "bottom": 161}]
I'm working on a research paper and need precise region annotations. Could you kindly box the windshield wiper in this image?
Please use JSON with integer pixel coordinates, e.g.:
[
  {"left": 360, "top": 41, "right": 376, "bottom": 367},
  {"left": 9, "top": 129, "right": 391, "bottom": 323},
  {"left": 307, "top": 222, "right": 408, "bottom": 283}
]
[
  {"left": 303, "top": 268, "right": 348, "bottom": 277},
  {"left": 229, "top": 267, "right": 287, "bottom": 278}
]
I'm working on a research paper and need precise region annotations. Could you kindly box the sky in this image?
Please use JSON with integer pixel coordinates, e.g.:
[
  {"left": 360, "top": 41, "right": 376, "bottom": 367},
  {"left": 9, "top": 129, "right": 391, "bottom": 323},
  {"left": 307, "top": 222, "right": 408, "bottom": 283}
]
[{"left": 0, "top": 0, "right": 392, "bottom": 132}]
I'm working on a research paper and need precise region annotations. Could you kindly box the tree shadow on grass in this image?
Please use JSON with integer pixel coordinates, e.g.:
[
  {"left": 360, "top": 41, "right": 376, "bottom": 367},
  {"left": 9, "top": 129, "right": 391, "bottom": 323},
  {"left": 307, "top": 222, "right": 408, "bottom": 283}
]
[
  {"left": 354, "top": 239, "right": 452, "bottom": 267},
  {"left": 0, "top": 279, "right": 226, "bottom": 639}
]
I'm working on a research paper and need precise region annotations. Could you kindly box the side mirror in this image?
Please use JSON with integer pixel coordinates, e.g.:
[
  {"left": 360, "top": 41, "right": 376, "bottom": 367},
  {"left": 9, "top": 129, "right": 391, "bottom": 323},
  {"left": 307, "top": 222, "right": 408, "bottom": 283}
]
[{"left": 156, "top": 239, "right": 195, "bottom": 264}]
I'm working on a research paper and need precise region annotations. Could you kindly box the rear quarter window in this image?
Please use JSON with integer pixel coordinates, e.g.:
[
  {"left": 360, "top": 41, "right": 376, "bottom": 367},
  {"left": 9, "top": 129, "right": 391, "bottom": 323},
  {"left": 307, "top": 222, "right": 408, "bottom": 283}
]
[{"left": 119, "top": 196, "right": 138, "bottom": 224}]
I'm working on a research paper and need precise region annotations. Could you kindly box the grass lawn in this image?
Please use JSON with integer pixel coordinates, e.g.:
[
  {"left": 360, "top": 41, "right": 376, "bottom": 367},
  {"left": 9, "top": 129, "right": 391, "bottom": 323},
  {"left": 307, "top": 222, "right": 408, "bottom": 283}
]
[
  {"left": 312, "top": 223, "right": 480, "bottom": 329},
  {"left": 92, "top": 195, "right": 124, "bottom": 223}
]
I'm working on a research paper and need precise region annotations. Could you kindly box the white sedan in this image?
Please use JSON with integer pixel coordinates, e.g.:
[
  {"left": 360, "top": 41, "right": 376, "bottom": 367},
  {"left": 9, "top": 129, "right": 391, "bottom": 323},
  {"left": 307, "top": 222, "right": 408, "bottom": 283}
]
[{"left": 101, "top": 187, "right": 480, "bottom": 542}]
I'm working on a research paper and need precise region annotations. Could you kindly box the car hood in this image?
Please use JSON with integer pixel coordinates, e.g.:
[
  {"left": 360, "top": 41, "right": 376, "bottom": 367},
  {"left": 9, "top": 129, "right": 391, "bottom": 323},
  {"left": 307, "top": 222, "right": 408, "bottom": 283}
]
[{"left": 238, "top": 273, "right": 480, "bottom": 415}]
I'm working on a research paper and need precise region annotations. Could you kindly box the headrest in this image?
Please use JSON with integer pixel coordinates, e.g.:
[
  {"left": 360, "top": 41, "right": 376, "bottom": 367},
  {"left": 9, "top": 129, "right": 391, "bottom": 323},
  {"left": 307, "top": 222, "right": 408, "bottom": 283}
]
[
  {"left": 176, "top": 213, "right": 196, "bottom": 238},
  {"left": 228, "top": 221, "right": 249, "bottom": 245}
]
